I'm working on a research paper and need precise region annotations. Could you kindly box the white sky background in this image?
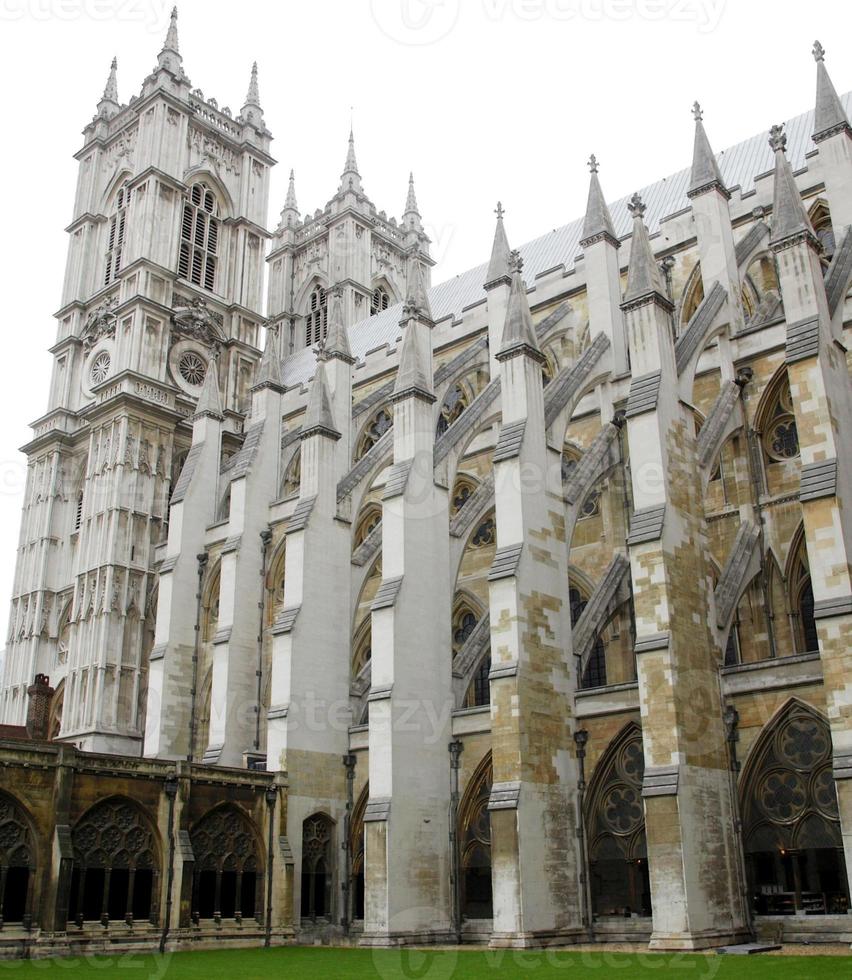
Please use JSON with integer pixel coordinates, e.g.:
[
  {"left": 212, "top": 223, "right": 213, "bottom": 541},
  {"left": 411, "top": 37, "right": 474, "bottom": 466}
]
[{"left": 0, "top": 0, "right": 848, "bottom": 647}]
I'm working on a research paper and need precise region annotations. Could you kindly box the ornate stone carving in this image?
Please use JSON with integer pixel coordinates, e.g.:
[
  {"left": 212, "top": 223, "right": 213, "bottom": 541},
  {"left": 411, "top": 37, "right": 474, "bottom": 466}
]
[
  {"left": 82, "top": 297, "right": 118, "bottom": 352},
  {"left": 172, "top": 296, "right": 225, "bottom": 349}
]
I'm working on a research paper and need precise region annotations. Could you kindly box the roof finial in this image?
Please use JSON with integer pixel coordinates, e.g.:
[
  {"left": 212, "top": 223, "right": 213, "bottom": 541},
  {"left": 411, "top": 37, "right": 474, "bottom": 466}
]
[
  {"left": 768, "top": 124, "right": 787, "bottom": 154},
  {"left": 510, "top": 249, "right": 523, "bottom": 275},
  {"left": 628, "top": 193, "right": 646, "bottom": 219},
  {"left": 692, "top": 101, "right": 703, "bottom": 122},
  {"left": 813, "top": 40, "right": 825, "bottom": 63},
  {"left": 164, "top": 6, "right": 179, "bottom": 52},
  {"left": 495, "top": 201, "right": 505, "bottom": 219},
  {"left": 245, "top": 61, "right": 261, "bottom": 107},
  {"left": 587, "top": 154, "right": 599, "bottom": 174}
]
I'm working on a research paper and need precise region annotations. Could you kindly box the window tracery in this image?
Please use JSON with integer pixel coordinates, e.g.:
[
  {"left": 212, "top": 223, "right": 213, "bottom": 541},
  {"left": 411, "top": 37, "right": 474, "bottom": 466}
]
[{"left": 191, "top": 806, "right": 261, "bottom": 921}]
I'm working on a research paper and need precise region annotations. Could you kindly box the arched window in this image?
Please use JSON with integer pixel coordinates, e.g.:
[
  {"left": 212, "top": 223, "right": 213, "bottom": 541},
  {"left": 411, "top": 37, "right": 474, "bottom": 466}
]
[
  {"left": 352, "top": 620, "right": 372, "bottom": 677},
  {"left": 570, "top": 584, "right": 607, "bottom": 689},
  {"left": 178, "top": 182, "right": 220, "bottom": 292},
  {"left": 354, "top": 408, "right": 392, "bottom": 461},
  {"left": 191, "top": 806, "right": 262, "bottom": 921},
  {"left": 349, "top": 786, "right": 368, "bottom": 921},
  {"left": 305, "top": 286, "right": 327, "bottom": 348},
  {"left": 69, "top": 798, "right": 159, "bottom": 925},
  {"left": 301, "top": 813, "right": 334, "bottom": 920},
  {"left": 452, "top": 600, "right": 480, "bottom": 657},
  {"left": 451, "top": 475, "right": 478, "bottom": 516},
  {"left": 809, "top": 200, "right": 835, "bottom": 266},
  {"left": 281, "top": 449, "right": 301, "bottom": 499},
  {"left": 437, "top": 384, "right": 470, "bottom": 437},
  {"left": 585, "top": 724, "right": 650, "bottom": 918},
  {"left": 458, "top": 754, "right": 492, "bottom": 919},
  {"left": 471, "top": 515, "right": 495, "bottom": 548},
  {"left": 788, "top": 529, "right": 819, "bottom": 654},
  {"left": 465, "top": 655, "right": 491, "bottom": 708},
  {"left": 353, "top": 505, "right": 382, "bottom": 551},
  {"left": 104, "top": 181, "right": 131, "bottom": 286},
  {"left": 371, "top": 286, "right": 390, "bottom": 316},
  {"left": 0, "top": 794, "right": 36, "bottom": 926},
  {"left": 741, "top": 702, "right": 848, "bottom": 915},
  {"left": 759, "top": 372, "right": 799, "bottom": 465}
]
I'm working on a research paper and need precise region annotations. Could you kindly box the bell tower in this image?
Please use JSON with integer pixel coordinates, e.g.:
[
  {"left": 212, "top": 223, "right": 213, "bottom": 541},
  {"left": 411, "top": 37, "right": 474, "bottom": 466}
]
[
  {"left": 0, "top": 8, "right": 274, "bottom": 754},
  {"left": 266, "top": 133, "right": 433, "bottom": 356}
]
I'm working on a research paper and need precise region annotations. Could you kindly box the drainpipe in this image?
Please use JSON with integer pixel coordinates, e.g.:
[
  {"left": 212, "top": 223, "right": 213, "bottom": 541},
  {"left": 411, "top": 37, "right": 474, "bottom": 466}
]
[
  {"left": 188, "top": 552, "right": 208, "bottom": 762},
  {"left": 265, "top": 784, "right": 278, "bottom": 947},
  {"left": 448, "top": 740, "right": 463, "bottom": 943},
  {"left": 574, "top": 729, "right": 593, "bottom": 936},
  {"left": 255, "top": 529, "right": 272, "bottom": 753},
  {"left": 724, "top": 704, "right": 754, "bottom": 939},
  {"left": 341, "top": 753, "right": 357, "bottom": 935},
  {"left": 159, "top": 773, "right": 179, "bottom": 954}
]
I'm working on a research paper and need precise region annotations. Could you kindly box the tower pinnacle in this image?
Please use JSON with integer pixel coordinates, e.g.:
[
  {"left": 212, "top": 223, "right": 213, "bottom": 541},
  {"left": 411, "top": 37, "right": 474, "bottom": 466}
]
[
  {"left": 97, "top": 57, "right": 120, "bottom": 118},
  {"left": 580, "top": 156, "right": 618, "bottom": 247},
  {"left": 688, "top": 101, "right": 728, "bottom": 199},
  {"left": 623, "top": 193, "right": 668, "bottom": 304},
  {"left": 339, "top": 128, "right": 362, "bottom": 193},
  {"left": 245, "top": 62, "right": 261, "bottom": 107},
  {"left": 768, "top": 124, "right": 818, "bottom": 248},
  {"left": 157, "top": 6, "right": 183, "bottom": 75},
  {"left": 485, "top": 201, "right": 513, "bottom": 288},
  {"left": 239, "top": 62, "right": 265, "bottom": 128},
  {"left": 811, "top": 40, "right": 850, "bottom": 142}
]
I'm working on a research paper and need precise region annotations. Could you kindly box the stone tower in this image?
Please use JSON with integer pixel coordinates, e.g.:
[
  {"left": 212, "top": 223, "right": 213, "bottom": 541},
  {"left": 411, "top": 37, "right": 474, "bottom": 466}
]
[
  {"left": 0, "top": 9, "right": 273, "bottom": 753},
  {"left": 266, "top": 139, "right": 433, "bottom": 355}
]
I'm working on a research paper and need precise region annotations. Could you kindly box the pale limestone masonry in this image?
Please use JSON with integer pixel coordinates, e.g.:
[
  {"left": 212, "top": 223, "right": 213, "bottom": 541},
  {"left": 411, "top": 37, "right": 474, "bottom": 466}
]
[{"left": 1, "top": 18, "right": 852, "bottom": 954}]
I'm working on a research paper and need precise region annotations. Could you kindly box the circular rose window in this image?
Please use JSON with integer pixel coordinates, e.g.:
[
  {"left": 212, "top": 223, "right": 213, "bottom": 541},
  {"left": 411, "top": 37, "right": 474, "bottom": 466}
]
[
  {"left": 90, "top": 350, "right": 111, "bottom": 385},
  {"left": 178, "top": 351, "right": 207, "bottom": 387}
]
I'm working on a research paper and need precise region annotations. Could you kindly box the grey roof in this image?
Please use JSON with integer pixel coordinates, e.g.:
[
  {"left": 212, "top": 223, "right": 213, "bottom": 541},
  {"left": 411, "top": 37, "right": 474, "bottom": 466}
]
[{"left": 280, "top": 92, "right": 851, "bottom": 390}]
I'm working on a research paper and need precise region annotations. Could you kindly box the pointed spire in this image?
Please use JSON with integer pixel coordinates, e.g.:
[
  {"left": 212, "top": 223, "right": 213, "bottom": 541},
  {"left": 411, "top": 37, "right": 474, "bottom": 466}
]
[
  {"left": 193, "top": 360, "right": 224, "bottom": 420},
  {"left": 580, "top": 157, "right": 619, "bottom": 247},
  {"left": 253, "top": 327, "right": 284, "bottom": 391},
  {"left": 485, "top": 202, "right": 513, "bottom": 288},
  {"left": 303, "top": 359, "right": 340, "bottom": 438},
  {"left": 157, "top": 6, "right": 183, "bottom": 75},
  {"left": 245, "top": 61, "right": 261, "bottom": 107},
  {"left": 324, "top": 286, "right": 354, "bottom": 363},
  {"left": 284, "top": 170, "right": 298, "bottom": 210},
  {"left": 338, "top": 127, "right": 362, "bottom": 193},
  {"left": 812, "top": 41, "right": 851, "bottom": 142},
  {"left": 404, "top": 256, "right": 432, "bottom": 321},
  {"left": 623, "top": 194, "right": 670, "bottom": 306},
  {"left": 164, "top": 6, "right": 179, "bottom": 52},
  {"left": 393, "top": 318, "right": 434, "bottom": 400},
  {"left": 498, "top": 253, "right": 543, "bottom": 361},
  {"left": 103, "top": 57, "right": 119, "bottom": 103},
  {"left": 688, "top": 102, "right": 729, "bottom": 199},
  {"left": 768, "top": 124, "right": 818, "bottom": 248},
  {"left": 404, "top": 173, "right": 420, "bottom": 216}
]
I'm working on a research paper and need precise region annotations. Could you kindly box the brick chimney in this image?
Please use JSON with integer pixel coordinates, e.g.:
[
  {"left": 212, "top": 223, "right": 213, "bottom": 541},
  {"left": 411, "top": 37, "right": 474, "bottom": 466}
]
[{"left": 25, "top": 674, "right": 54, "bottom": 741}]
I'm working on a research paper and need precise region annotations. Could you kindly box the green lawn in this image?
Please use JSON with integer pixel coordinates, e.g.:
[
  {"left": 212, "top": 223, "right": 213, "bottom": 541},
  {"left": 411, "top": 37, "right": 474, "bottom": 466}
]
[{"left": 0, "top": 946, "right": 846, "bottom": 979}]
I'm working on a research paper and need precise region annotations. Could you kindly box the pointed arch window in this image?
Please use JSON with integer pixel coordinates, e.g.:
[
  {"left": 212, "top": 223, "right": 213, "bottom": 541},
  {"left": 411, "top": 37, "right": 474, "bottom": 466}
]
[
  {"left": 370, "top": 286, "right": 390, "bottom": 316},
  {"left": 178, "top": 183, "right": 220, "bottom": 292},
  {"left": 437, "top": 384, "right": 470, "bottom": 437},
  {"left": 349, "top": 786, "right": 368, "bottom": 920},
  {"left": 466, "top": 655, "right": 492, "bottom": 708},
  {"left": 305, "top": 286, "right": 328, "bottom": 347},
  {"left": 191, "top": 806, "right": 262, "bottom": 921},
  {"left": 458, "top": 756, "right": 492, "bottom": 919},
  {"left": 104, "top": 181, "right": 131, "bottom": 286},
  {"left": 809, "top": 201, "right": 835, "bottom": 265},
  {"left": 354, "top": 408, "right": 392, "bottom": 461},
  {"left": 301, "top": 813, "right": 334, "bottom": 920},
  {"left": 789, "top": 532, "right": 819, "bottom": 654},
  {"left": 570, "top": 584, "right": 607, "bottom": 689},
  {"left": 451, "top": 475, "right": 478, "bottom": 516},
  {"left": 69, "top": 798, "right": 159, "bottom": 925},
  {"left": 761, "top": 374, "right": 799, "bottom": 464},
  {"left": 741, "top": 703, "right": 848, "bottom": 914},
  {"left": 0, "top": 794, "right": 36, "bottom": 927},
  {"left": 585, "top": 726, "right": 650, "bottom": 918}
]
